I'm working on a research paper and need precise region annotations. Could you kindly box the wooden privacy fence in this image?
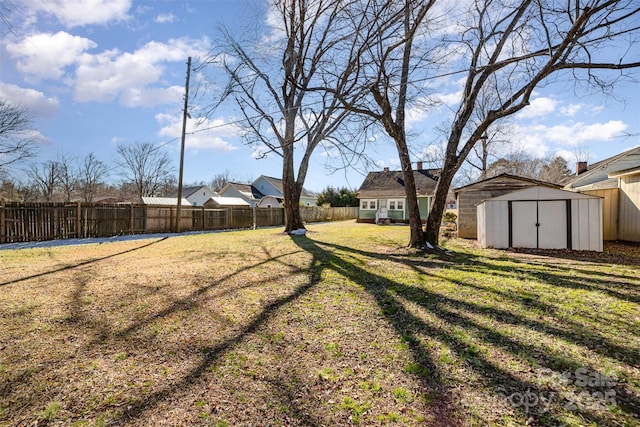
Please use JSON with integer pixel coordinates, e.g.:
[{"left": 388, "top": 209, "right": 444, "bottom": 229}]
[{"left": 0, "top": 201, "right": 357, "bottom": 244}]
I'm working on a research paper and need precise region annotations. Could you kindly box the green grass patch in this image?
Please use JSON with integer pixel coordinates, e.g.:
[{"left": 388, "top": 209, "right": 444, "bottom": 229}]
[{"left": 0, "top": 221, "right": 638, "bottom": 426}]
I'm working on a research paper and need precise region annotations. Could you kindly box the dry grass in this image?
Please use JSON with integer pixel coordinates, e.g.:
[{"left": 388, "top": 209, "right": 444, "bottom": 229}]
[{"left": 0, "top": 222, "right": 638, "bottom": 426}]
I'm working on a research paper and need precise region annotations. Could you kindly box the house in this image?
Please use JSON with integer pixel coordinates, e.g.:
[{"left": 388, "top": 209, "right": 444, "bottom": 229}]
[
  {"left": 357, "top": 164, "right": 440, "bottom": 223},
  {"left": 219, "top": 183, "right": 264, "bottom": 207},
  {"left": 563, "top": 147, "right": 640, "bottom": 241},
  {"left": 219, "top": 175, "right": 317, "bottom": 207},
  {"left": 477, "top": 186, "right": 602, "bottom": 251},
  {"left": 252, "top": 175, "right": 317, "bottom": 206},
  {"left": 608, "top": 166, "right": 640, "bottom": 242},
  {"left": 204, "top": 196, "right": 250, "bottom": 208},
  {"left": 169, "top": 185, "right": 217, "bottom": 207},
  {"left": 454, "top": 174, "right": 561, "bottom": 239}
]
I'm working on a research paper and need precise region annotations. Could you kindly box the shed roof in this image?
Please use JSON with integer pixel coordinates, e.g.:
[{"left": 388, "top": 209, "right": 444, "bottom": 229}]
[
  {"left": 358, "top": 169, "right": 440, "bottom": 198},
  {"left": 481, "top": 186, "right": 601, "bottom": 203},
  {"left": 454, "top": 173, "right": 560, "bottom": 194},
  {"left": 208, "top": 196, "right": 250, "bottom": 207},
  {"left": 141, "top": 197, "right": 192, "bottom": 206}
]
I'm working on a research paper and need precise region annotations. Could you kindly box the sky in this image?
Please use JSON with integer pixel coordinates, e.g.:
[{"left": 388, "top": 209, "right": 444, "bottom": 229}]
[{"left": 0, "top": 0, "right": 639, "bottom": 193}]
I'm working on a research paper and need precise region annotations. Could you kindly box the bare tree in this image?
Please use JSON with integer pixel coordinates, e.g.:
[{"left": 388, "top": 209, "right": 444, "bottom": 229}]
[
  {"left": 116, "top": 142, "right": 175, "bottom": 200},
  {"left": 78, "top": 152, "right": 109, "bottom": 202},
  {"left": 0, "top": 99, "right": 39, "bottom": 174},
  {"left": 55, "top": 153, "right": 78, "bottom": 203},
  {"left": 209, "top": 170, "right": 232, "bottom": 193},
  {"left": 212, "top": 0, "right": 371, "bottom": 233},
  {"left": 28, "top": 160, "right": 58, "bottom": 201},
  {"left": 419, "top": 0, "right": 640, "bottom": 245},
  {"left": 328, "top": 0, "right": 437, "bottom": 247}
]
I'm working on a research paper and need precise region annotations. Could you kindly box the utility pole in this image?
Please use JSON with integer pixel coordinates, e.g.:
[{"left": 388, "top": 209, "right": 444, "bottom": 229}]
[{"left": 175, "top": 56, "right": 191, "bottom": 233}]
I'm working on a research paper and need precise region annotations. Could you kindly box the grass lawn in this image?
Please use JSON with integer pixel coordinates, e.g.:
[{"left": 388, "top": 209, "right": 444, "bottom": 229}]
[{"left": 0, "top": 221, "right": 638, "bottom": 426}]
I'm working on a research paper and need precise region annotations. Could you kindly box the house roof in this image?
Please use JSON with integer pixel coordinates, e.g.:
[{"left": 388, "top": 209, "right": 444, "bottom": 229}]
[
  {"left": 168, "top": 185, "right": 212, "bottom": 199},
  {"left": 256, "top": 175, "right": 317, "bottom": 199},
  {"left": 454, "top": 173, "right": 560, "bottom": 194},
  {"left": 224, "top": 182, "right": 265, "bottom": 200},
  {"left": 562, "top": 146, "right": 640, "bottom": 189},
  {"left": 609, "top": 165, "right": 640, "bottom": 178},
  {"left": 141, "top": 197, "right": 192, "bottom": 206},
  {"left": 357, "top": 169, "right": 440, "bottom": 198}
]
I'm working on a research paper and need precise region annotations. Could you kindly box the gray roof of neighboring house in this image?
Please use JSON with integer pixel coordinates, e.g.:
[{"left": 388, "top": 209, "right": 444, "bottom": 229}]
[
  {"left": 561, "top": 146, "right": 640, "bottom": 189},
  {"left": 258, "top": 175, "right": 317, "bottom": 199},
  {"left": 226, "top": 182, "right": 265, "bottom": 200},
  {"left": 167, "top": 185, "right": 208, "bottom": 198},
  {"left": 357, "top": 169, "right": 441, "bottom": 198}
]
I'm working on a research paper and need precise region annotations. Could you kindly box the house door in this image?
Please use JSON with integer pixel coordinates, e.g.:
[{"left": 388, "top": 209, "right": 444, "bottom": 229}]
[{"left": 510, "top": 200, "right": 569, "bottom": 249}]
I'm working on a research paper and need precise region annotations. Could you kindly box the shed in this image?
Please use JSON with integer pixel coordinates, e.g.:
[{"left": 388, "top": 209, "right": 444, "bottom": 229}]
[
  {"left": 454, "top": 174, "right": 561, "bottom": 239},
  {"left": 204, "top": 196, "right": 251, "bottom": 208},
  {"left": 477, "top": 186, "right": 602, "bottom": 251}
]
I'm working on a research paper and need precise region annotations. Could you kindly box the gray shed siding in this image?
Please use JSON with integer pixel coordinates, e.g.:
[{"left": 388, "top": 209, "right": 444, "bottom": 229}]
[{"left": 619, "top": 173, "right": 640, "bottom": 242}]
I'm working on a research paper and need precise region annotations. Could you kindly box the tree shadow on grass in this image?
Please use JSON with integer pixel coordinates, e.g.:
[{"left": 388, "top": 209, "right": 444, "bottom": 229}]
[
  {"left": 0, "top": 237, "right": 169, "bottom": 288},
  {"left": 289, "top": 234, "right": 639, "bottom": 426}
]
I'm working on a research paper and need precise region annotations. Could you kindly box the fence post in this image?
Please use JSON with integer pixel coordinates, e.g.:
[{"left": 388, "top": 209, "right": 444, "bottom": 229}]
[
  {"left": 253, "top": 206, "right": 256, "bottom": 230},
  {"left": 130, "top": 204, "right": 135, "bottom": 234},
  {"left": 76, "top": 201, "right": 82, "bottom": 238},
  {"left": 0, "top": 199, "right": 5, "bottom": 243}
]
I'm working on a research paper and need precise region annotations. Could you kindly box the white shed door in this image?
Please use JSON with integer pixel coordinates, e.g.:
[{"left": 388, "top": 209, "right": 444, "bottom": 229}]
[
  {"left": 512, "top": 201, "right": 538, "bottom": 248},
  {"left": 538, "top": 201, "right": 567, "bottom": 249},
  {"left": 511, "top": 201, "right": 567, "bottom": 249}
]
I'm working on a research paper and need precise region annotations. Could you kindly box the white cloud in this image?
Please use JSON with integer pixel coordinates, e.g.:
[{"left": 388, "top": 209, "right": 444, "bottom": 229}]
[
  {"left": 155, "top": 13, "right": 177, "bottom": 24},
  {"left": 516, "top": 97, "right": 558, "bottom": 119},
  {"left": 5, "top": 31, "right": 96, "bottom": 81},
  {"left": 74, "top": 37, "right": 211, "bottom": 106},
  {"left": 512, "top": 120, "right": 628, "bottom": 154},
  {"left": 156, "top": 113, "right": 239, "bottom": 152},
  {"left": 0, "top": 83, "right": 60, "bottom": 117},
  {"left": 559, "top": 103, "right": 584, "bottom": 117},
  {"left": 21, "top": 0, "right": 132, "bottom": 27}
]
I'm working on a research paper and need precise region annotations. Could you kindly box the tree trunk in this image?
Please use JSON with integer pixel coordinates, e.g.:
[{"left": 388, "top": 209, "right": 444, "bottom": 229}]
[
  {"left": 282, "top": 146, "right": 305, "bottom": 233},
  {"left": 396, "top": 139, "right": 424, "bottom": 248},
  {"left": 424, "top": 162, "right": 457, "bottom": 246}
]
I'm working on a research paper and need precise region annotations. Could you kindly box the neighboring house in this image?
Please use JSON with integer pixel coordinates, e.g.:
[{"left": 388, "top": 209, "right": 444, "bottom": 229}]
[
  {"left": 219, "top": 183, "right": 264, "bottom": 207},
  {"left": 563, "top": 147, "right": 640, "bottom": 241},
  {"left": 454, "top": 174, "right": 561, "bottom": 239},
  {"left": 252, "top": 175, "right": 317, "bottom": 206},
  {"left": 169, "top": 185, "right": 217, "bottom": 207},
  {"left": 204, "top": 196, "right": 250, "bottom": 208},
  {"left": 219, "top": 175, "right": 317, "bottom": 207},
  {"left": 357, "top": 166, "right": 440, "bottom": 223},
  {"left": 609, "top": 166, "right": 640, "bottom": 242}
]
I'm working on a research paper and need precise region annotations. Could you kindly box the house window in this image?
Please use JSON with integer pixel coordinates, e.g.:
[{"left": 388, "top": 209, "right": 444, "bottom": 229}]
[
  {"left": 388, "top": 199, "right": 404, "bottom": 210},
  {"left": 360, "top": 199, "right": 377, "bottom": 210}
]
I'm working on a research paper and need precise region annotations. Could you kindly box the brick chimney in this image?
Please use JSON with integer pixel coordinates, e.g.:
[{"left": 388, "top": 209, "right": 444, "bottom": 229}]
[
  {"left": 576, "top": 161, "right": 587, "bottom": 175},
  {"left": 416, "top": 161, "right": 423, "bottom": 170}
]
